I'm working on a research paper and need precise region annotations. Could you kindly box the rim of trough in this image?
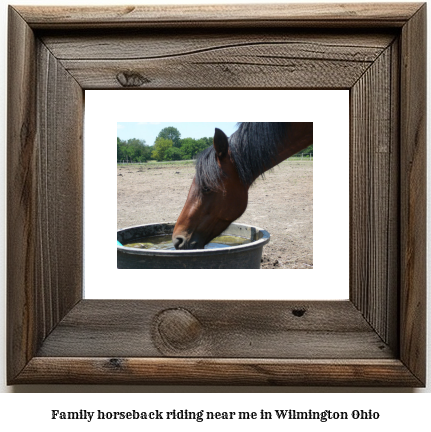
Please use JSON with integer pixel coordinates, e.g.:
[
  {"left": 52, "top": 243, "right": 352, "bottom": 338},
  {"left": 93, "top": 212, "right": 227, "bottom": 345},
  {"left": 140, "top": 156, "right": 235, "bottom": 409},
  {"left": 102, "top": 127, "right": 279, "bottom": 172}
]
[{"left": 117, "top": 222, "right": 270, "bottom": 257}]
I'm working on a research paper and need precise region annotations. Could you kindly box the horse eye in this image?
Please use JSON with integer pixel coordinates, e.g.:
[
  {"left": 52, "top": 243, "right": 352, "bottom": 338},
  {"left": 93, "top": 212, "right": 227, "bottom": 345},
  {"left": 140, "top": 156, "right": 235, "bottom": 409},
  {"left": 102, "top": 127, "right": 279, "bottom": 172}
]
[{"left": 201, "top": 186, "right": 211, "bottom": 194}]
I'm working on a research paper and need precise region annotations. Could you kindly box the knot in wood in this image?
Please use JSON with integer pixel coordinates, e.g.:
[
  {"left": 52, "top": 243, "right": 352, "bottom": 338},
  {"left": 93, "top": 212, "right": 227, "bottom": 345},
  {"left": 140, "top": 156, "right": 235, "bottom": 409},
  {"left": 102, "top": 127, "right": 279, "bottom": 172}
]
[
  {"left": 155, "top": 308, "right": 203, "bottom": 351},
  {"left": 116, "top": 71, "right": 150, "bottom": 87},
  {"left": 292, "top": 308, "right": 306, "bottom": 317}
]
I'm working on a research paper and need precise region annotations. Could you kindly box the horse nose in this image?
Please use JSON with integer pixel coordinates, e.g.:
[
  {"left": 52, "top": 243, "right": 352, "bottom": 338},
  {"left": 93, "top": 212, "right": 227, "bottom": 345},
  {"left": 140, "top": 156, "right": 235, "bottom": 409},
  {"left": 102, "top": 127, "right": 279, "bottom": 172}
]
[{"left": 173, "top": 235, "right": 187, "bottom": 250}]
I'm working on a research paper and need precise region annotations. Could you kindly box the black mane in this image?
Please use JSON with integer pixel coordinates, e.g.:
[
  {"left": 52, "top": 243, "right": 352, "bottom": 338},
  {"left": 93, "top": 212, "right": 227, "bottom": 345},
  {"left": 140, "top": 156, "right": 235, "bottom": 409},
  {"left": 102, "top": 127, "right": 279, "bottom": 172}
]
[{"left": 195, "top": 122, "right": 288, "bottom": 192}]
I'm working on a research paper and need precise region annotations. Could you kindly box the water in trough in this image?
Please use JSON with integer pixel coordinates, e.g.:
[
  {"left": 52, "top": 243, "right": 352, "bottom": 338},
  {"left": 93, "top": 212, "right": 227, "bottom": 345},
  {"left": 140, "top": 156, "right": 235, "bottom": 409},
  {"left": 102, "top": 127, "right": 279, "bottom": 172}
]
[{"left": 123, "top": 234, "right": 251, "bottom": 250}]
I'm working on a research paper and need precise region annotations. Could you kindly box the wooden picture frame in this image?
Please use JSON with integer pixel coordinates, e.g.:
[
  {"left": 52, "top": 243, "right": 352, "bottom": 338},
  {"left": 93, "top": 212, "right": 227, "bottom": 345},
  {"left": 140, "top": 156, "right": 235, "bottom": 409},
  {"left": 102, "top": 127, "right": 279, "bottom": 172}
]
[{"left": 7, "top": 3, "right": 426, "bottom": 386}]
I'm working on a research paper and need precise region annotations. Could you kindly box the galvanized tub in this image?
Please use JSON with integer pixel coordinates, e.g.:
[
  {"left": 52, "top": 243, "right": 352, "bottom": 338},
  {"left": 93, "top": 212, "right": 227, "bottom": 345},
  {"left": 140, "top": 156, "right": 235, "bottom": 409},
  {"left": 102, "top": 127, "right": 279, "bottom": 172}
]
[{"left": 117, "top": 222, "right": 270, "bottom": 269}]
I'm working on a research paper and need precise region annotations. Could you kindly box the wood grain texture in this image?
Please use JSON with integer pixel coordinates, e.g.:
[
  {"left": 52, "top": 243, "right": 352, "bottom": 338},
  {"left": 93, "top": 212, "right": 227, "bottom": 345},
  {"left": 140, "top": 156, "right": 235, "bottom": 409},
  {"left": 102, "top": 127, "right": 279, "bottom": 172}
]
[
  {"left": 41, "top": 31, "right": 395, "bottom": 60},
  {"left": 15, "top": 3, "right": 423, "bottom": 29},
  {"left": 60, "top": 56, "right": 374, "bottom": 90},
  {"left": 36, "top": 300, "right": 393, "bottom": 359},
  {"left": 7, "top": 6, "right": 38, "bottom": 381},
  {"left": 41, "top": 30, "right": 394, "bottom": 89},
  {"left": 35, "top": 40, "right": 84, "bottom": 334},
  {"left": 399, "top": 4, "right": 427, "bottom": 385},
  {"left": 7, "top": 7, "right": 83, "bottom": 382},
  {"left": 55, "top": 34, "right": 394, "bottom": 89},
  {"left": 7, "top": 3, "right": 427, "bottom": 386},
  {"left": 15, "top": 358, "right": 422, "bottom": 386},
  {"left": 350, "top": 43, "right": 399, "bottom": 349}
]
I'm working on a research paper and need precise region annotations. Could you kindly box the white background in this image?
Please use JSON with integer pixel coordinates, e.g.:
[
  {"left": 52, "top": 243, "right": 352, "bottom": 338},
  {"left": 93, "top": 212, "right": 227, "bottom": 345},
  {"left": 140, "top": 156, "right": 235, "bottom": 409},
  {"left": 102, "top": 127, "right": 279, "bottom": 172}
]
[
  {"left": 0, "top": 0, "right": 429, "bottom": 425},
  {"left": 85, "top": 90, "right": 349, "bottom": 300}
]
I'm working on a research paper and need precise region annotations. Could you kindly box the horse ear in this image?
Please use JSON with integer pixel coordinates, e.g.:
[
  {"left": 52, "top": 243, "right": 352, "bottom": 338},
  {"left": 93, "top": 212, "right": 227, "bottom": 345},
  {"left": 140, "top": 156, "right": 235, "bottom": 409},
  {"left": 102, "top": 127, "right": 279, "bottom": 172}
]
[{"left": 213, "top": 128, "right": 229, "bottom": 160}]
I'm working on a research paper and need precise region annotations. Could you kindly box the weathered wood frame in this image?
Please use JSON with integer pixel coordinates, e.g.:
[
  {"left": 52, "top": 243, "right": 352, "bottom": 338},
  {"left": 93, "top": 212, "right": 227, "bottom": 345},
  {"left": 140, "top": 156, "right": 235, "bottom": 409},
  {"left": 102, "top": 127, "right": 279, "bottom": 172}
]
[{"left": 7, "top": 3, "right": 426, "bottom": 386}]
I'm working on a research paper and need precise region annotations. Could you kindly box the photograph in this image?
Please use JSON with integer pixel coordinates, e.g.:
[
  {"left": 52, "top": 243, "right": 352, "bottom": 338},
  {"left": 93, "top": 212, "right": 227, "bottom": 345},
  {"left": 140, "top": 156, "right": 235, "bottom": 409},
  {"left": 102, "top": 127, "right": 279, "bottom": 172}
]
[{"left": 116, "top": 121, "right": 313, "bottom": 269}]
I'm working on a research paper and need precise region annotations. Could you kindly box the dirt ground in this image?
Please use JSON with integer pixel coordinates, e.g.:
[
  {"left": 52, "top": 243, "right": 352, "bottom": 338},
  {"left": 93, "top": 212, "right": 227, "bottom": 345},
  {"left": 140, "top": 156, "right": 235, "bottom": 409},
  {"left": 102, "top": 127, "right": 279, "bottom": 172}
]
[{"left": 117, "top": 160, "right": 313, "bottom": 269}]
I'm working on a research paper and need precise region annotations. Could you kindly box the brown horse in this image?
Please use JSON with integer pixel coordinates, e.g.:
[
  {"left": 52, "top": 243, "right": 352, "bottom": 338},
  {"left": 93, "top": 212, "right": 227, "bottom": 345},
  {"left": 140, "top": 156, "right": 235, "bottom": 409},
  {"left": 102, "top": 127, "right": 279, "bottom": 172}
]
[{"left": 172, "top": 122, "right": 312, "bottom": 250}]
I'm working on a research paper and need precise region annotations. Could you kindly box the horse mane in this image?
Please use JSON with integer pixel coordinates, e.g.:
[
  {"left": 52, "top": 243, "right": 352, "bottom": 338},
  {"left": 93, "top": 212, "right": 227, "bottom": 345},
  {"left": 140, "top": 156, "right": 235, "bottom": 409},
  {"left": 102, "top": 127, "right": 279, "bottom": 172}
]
[{"left": 195, "top": 122, "right": 288, "bottom": 192}]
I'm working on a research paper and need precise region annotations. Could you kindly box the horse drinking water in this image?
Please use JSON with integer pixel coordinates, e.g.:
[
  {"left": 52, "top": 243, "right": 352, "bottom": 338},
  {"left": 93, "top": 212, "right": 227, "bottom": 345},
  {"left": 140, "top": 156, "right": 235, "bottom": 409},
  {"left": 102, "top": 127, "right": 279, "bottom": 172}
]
[{"left": 172, "top": 122, "right": 313, "bottom": 250}]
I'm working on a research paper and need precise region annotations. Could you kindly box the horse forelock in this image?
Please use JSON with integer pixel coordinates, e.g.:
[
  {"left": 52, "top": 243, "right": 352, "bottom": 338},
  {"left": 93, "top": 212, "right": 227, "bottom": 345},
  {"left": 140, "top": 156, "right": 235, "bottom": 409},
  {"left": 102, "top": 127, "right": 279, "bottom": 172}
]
[{"left": 195, "top": 146, "right": 226, "bottom": 193}]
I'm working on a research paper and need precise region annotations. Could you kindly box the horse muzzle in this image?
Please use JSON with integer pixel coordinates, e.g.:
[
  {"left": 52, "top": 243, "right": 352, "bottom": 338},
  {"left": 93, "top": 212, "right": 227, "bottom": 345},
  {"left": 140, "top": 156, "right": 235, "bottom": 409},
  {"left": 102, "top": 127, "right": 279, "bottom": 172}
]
[{"left": 172, "top": 234, "right": 205, "bottom": 250}]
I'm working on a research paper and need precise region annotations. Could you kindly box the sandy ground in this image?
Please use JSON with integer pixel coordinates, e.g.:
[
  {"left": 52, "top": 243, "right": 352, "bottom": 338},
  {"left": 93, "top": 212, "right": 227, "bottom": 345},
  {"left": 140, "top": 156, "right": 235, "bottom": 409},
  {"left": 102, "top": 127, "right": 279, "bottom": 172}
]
[{"left": 117, "top": 160, "right": 313, "bottom": 269}]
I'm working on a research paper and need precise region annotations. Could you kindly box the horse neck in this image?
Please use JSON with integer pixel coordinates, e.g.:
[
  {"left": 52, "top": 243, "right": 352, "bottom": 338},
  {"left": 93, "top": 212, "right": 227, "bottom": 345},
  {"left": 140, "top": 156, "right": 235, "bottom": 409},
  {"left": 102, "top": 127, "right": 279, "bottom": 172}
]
[{"left": 251, "top": 122, "right": 313, "bottom": 182}]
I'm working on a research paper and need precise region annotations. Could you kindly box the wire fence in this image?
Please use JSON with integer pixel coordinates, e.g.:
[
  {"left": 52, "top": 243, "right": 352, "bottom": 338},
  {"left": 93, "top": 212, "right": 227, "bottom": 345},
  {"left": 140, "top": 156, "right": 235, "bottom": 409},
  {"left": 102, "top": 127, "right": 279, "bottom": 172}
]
[
  {"left": 117, "top": 160, "right": 149, "bottom": 164},
  {"left": 117, "top": 153, "right": 313, "bottom": 164},
  {"left": 117, "top": 159, "right": 195, "bottom": 164},
  {"left": 287, "top": 153, "right": 313, "bottom": 161}
]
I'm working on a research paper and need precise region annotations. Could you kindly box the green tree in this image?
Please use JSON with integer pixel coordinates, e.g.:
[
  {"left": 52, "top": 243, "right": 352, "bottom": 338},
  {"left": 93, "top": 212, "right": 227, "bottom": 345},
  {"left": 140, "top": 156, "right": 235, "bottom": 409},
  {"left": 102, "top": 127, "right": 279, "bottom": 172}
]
[
  {"left": 157, "top": 126, "right": 181, "bottom": 148},
  {"left": 147, "top": 145, "right": 155, "bottom": 160},
  {"left": 201, "top": 137, "right": 213, "bottom": 147},
  {"left": 117, "top": 137, "right": 151, "bottom": 162},
  {"left": 179, "top": 137, "right": 211, "bottom": 160},
  {"left": 117, "top": 137, "right": 126, "bottom": 160},
  {"left": 165, "top": 147, "right": 182, "bottom": 161},
  {"left": 152, "top": 137, "right": 173, "bottom": 161}
]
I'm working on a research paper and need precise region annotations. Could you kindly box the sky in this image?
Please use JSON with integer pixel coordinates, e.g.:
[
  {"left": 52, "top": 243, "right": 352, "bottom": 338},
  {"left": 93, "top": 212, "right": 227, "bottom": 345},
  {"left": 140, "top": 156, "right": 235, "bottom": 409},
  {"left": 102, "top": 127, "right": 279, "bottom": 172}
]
[{"left": 117, "top": 122, "right": 239, "bottom": 145}]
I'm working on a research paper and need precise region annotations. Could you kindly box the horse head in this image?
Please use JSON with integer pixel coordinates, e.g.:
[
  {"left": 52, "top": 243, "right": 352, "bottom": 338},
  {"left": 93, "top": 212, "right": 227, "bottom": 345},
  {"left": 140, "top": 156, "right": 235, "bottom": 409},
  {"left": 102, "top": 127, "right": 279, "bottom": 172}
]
[{"left": 172, "top": 128, "right": 248, "bottom": 250}]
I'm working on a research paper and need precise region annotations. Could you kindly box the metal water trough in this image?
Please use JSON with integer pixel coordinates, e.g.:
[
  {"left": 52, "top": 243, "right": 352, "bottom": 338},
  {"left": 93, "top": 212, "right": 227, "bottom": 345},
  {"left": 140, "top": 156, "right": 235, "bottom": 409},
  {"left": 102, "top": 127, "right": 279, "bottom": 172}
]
[{"left": 117, "top": 222, "right": 270, "bottom": 269}]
